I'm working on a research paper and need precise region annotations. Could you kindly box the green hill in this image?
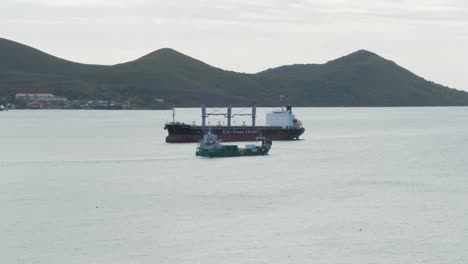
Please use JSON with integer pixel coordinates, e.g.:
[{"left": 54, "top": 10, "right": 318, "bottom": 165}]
[
  {"left": 1, "top": 37, "right": 467, "bottom": 108},
  {"left": 258, "top": 50, "right": 468, "bottom": 106}
]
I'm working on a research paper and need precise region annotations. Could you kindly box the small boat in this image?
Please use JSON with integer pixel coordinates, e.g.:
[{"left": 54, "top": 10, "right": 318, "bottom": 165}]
[{"left": 196, "top": 132, "right": 272, "bottom": 158}]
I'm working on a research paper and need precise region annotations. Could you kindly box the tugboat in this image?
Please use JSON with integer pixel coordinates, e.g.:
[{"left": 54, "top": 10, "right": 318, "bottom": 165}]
[{"left": 196, "top": 132, "right": 272, "bottom": 158}]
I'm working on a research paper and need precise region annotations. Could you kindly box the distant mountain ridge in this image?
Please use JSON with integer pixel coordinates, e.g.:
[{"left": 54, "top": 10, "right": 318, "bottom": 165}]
[{"left": 1, "top": 37, "right": 467, "bottom": 108}]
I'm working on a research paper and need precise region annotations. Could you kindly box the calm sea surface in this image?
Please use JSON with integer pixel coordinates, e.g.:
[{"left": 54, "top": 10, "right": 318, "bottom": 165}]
[{"left": 1, "top": 107, "right": 468, "bottom": 264}]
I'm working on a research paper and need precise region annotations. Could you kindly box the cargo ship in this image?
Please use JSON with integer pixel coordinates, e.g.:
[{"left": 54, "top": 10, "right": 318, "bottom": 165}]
[{"left": 164, "top": 104, "right": 305, "bottom": 143}]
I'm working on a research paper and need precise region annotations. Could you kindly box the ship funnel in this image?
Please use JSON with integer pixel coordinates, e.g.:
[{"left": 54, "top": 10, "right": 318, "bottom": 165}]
[{"left": 286, "top": 105, "right": 292, "bottom": 113}]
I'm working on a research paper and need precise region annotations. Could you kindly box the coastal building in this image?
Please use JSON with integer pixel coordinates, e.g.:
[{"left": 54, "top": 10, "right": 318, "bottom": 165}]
[{"left": 15, "top": 93, "right": 68, "bottom": 103}]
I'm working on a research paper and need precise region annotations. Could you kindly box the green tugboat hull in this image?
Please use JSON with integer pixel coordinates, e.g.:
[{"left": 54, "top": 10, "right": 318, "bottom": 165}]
[
  {"left": 196, "top": 131, "right": 272, "bottom": 158},
  {"left": 196, "top": 145, "right": 270, "bottom": 158}
]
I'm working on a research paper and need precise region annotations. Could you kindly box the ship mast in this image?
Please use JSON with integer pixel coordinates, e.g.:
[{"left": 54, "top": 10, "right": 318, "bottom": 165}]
[
  {"left": 252, "top": 104, "right": 256, "bottom": 127},
  {"left": 201, "top": 104, "right": 207, "bottom": 126},
  {"left": 227, "top": 104, "right": 232, "bottom": 127},
  {"left": 280, "top": 95, "right": 285, "bottom": 111},
  {"left": 172, "top": 104, "right": 175, "bottom": 123}
]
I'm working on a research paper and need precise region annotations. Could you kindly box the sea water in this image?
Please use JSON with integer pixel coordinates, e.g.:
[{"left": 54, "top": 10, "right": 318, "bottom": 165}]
[{"left": 1, "top": 107, "right": 468, "bottom": 264}]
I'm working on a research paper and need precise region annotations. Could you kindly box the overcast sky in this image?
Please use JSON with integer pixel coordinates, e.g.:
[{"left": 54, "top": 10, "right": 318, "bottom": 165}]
[{"left": 2, "top": 0, "right": 468, "bottom": 90}]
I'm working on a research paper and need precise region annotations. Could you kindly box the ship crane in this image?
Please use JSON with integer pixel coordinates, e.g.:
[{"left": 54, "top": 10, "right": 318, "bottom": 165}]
[{"left": 201, "top": 104, "right": 256, "bottom": 127}]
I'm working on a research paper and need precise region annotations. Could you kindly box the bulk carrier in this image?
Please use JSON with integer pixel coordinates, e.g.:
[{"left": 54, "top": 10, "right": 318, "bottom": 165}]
[{"left": 164, "top": 104, "right": 305, "bottom": 143}]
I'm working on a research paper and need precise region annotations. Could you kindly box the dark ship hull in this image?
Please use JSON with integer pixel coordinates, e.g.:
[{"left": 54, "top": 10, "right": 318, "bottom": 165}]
[{"left": 165, "top": 123, "right": 305, "bottom": 143}]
